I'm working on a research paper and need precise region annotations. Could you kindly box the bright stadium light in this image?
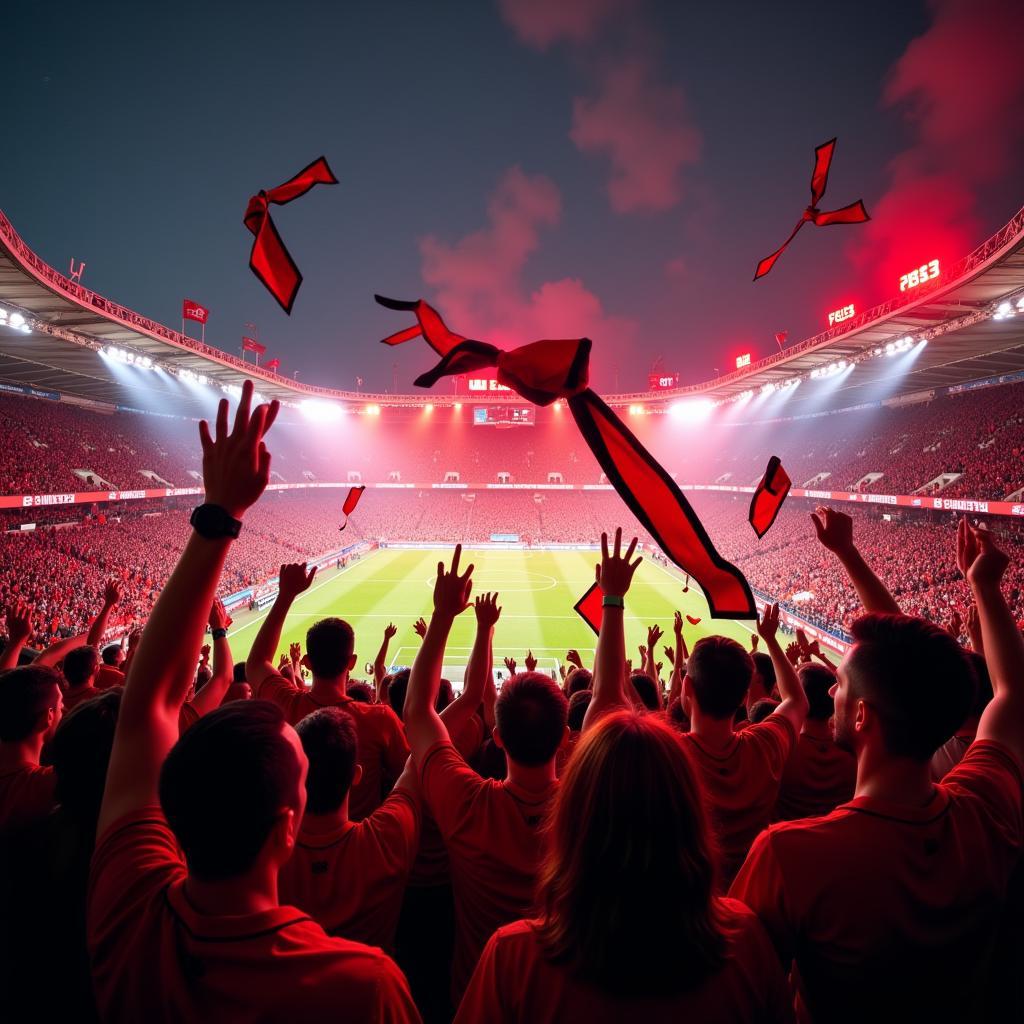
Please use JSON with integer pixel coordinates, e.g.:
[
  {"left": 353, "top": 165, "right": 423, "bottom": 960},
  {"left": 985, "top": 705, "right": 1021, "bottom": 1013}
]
[
  {"left": 760, "top": 383, "right": 776, "bottom": 396},
  {"left": 8, "top": 312, "right": 25, "bottom": 329},
  {"left": 299, "top": 399, "right": 343, "bottom": 423},
  {"left": 993, "top": 300, "right": 1014, "bottom": 320},
  {"left": 668, "top": 399, "right": 714, "bottom": 422}
]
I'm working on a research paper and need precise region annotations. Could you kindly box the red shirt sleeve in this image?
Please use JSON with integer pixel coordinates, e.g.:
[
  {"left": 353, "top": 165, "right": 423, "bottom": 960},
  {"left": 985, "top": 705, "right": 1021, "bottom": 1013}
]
[
  {"left": 87, "top": 807, "right": 186, "bottom": 971},
  {"left": 255, "top": 670, "right": 301, "bottom": 710},
  {"left": 941, "top": 740, "right": 1024, "bottom": 852},
  {"left": 368, "top": 788, "right": 421, "bottom": 873},
  {"left": 419, "top": 740, "right": 486, "bottom": 841},
  {"left": 728, "top": 828, "right": 797, "bottom": 967},
  {"left": 747, "top": 715, "right": 797, "bottom": 779}
]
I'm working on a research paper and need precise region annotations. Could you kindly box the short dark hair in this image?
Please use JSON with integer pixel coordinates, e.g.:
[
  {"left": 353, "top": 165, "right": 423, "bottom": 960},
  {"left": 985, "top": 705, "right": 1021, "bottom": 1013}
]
[
  {"left": 296, "top": 707, "right": 358, "bottom": 815},
  {"left": 101, "top": 644, "right": 121, "bottom": 665},
  {"left": 748, "top": 698, "right": 778, "bottom": 724},
  {"left": 50, "top": 689, "right": 121, "bottom": 825},
  {"left": 846, "top": 613, "right": 974, "bottom": 761},
  {"left": 346, "top": 681, "right": 373, "bottom": 703},
  {"left": 305, "top": 617, "right": 355, "bottom": 678},
  {"left": 565, "top": 667, "right": 592, "bottom": 696},
  {"left": 159, "top": 701, "right": 302, "bottom": 880},
  {"left": 630, "top": 672, "right": 660, "bottom": 712},
  {"left": 62, "top": 646, "right": 100, "bottom": 688},
  {"left": 386, "top": 669, "right": 411, "bottom": 720},
  {"left": 233, "top": 661, "right": 247, "bottom": 683},
  {"left": 437, "top": 678, "right": 455, "bottom": 712},
  {"left": 567, "top": 690, "right": 592, "bottom": 732},
  {"left": 686, "top": 636, "right": 754, "bottom": 720},
  {"left": 495, "top": 672, "right": 567, "bottom": 766},
  {"left": 0, "top": 665, "right": 63, "bottom": 742},
  {"left": 752, "top": 652, "right": 776, "bottom": 693},
  {"left": 799, "top": 663, "right": 837, "bottom": 721}
]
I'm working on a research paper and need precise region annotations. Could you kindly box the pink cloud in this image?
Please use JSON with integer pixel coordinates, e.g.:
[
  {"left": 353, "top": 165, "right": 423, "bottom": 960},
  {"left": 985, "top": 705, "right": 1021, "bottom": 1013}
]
[
  {"left": 419, "top": 167, "right": 636, "bottom": 365},
  {"left": 851, "top": 0, "right": 1024, "bottom": 290},
  {"left": 497, "top": 0, "right": 624, "bottom": 50},
  {"left": 571, "top": 60, "right": 702, "bottom": 213}
]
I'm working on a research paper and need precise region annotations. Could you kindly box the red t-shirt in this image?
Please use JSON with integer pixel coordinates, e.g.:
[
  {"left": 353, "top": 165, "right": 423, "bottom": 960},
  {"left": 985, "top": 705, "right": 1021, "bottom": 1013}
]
[
  {"left": 681, "top": 716, "right": 795, "bottom": 885},
  {"left": 87, "top": 808, "right": 420, "bottom": 1023},
  {"left": 730, "top": 741, "right": 1023, "bottom": 1022},
  {"left": 95, "top": 665, "right": 125, "bottom": 690},
  {"left": 279, "top": 788, "right": 420, "bottom": 952},
  {"left": 0, "top": 764, "right": 56, "bottom": 835},
  {"left": 454, "top": 902, "right": 793, "bottom": 1023},
  {"left": 63, "top": 686, "right": 101, "bottom": 713},
  {"left": 256, "top": 674, "right": 409, "bottom": 820},
  {"left": 775, "top": 728, "right": 855, "bottom": 822},
  {"left": 420, "top": 740, "right": 557, "bottom": 1000}
]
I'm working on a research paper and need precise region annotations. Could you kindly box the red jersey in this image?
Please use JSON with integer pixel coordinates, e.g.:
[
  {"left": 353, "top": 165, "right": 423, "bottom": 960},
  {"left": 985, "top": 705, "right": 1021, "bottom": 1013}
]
[
  {"left": 775, "top": 727, "right": 855, "bottom": 821},
  {"left": 95, "top": 665, "right": 125, "bottom": 690},
  {"left": 730, "top": 741, "right": 1023, "bottom": 1022},
  {"left": 256, "top": 674, "right": 409, "bottom": 819},
  {"left": 279, "top": 788, "right": 420, "bottom": 952},
  {"left": 454, "top": 902, "right": 792, "bottom": 1023},
  {"left": 420, "top": 740, "right": 557, "bottom": 1000},
  {"left": 87, "top": 808, "right": 420, "bottom": 1023},
  {"left": 63, "top": 686, "right": 101, "bottom": 713},
  {"left": 0, "top": 764, "right": 56, "bottom": 835},
  {"left": 681, "top": 716, "right": 795, "bottom": 885}
]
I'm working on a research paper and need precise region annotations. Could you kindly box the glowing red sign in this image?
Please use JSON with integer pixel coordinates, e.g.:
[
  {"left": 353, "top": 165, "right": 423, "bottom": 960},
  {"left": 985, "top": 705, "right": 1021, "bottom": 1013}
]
[
  {"left": 735, "top": 353, "right": 751, "bottom": 369},
  {"left": 828, "top": 303, "right": 855, "bottom": 326},
  {"left": 467, "top": 378, "right": 511, "bottom": 392},
  {"left": 899, "top": 259, "right": 940, "bottom": 292},
  {"left": 647, "top": 373, "right": 679, "bottom": 391}
]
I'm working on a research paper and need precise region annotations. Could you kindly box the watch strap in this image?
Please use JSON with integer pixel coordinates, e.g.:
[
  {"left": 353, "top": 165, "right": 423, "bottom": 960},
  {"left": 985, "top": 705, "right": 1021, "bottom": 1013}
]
[{"left": 602, "top": 595, "right": 625, "bottom": 609}]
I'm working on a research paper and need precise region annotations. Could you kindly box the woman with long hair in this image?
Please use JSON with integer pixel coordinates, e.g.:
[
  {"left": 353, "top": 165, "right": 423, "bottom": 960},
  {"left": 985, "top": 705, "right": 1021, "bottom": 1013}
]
[{"left": 455, "top": 530, "right": 792, "bottom": 1022}]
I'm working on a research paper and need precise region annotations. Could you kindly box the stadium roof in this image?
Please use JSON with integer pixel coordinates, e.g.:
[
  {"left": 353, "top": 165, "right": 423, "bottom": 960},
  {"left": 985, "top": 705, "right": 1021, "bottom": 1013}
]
[{"left": 2, "top": 204, "right": 1024, "bottom": 418}]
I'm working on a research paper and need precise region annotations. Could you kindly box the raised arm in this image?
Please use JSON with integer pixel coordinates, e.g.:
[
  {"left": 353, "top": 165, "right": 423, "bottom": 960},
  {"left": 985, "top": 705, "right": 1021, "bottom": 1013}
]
[
  {"left": 959, "top": 520, "right": 1024, "bottom": 769},
  {"left": 405, "top": 546, "right": 473, "bottom": 764},
  {"left": 374, "top": 623, "right": 398, "bottom": 694},
  {"left": 759, "top": 602, "right": 809, "bottom": 731},
  {"left": 1, "top": 600, "right": 34, "bottom": 671},
  {"left": 811, "top": 506, "right": 900, "bottom": 615},
  {"left": 189, "top": 599, "right": 235, "bottom": 717},
  {"left": 98, "top": 380, "right": 277, "bottom": 837},
  {"left": 441, "top": 592, "right": 500, "bottom": 736},
  {"left": 667, "top": 610, "right": 686, "bottom": 707},
  {"left": 582, "top": 529, "right": 642, "bottom": 731},
  {"left": 245, "top": 562, "right": 317, "bottom": 688},
  {"left": 87, "top": 579, "right": 122, "bottom": 648}
]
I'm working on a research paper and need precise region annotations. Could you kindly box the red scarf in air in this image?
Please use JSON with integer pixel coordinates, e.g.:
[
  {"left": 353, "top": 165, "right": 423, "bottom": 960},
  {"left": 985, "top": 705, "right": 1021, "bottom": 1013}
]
[
  {"left": 376, "top": 296, "right": 755, "bottom": 619},
  {"left": 244, "top": 157, "right": 338, "bottom": 313},
  {"left": 749, "top": 456, "right": 791, "bottom": 538},
  {"left": 754, "top": 138, "right": 869, "bottom": 280},
  {"left": 339, "top": 485, "right": 365, "bottom": 531}
]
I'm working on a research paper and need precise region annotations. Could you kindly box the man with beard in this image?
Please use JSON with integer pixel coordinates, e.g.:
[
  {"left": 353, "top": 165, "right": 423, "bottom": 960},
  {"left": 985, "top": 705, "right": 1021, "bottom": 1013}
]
[{"left": 732, "top": 510, "right": 1023, "bottom": 1022}]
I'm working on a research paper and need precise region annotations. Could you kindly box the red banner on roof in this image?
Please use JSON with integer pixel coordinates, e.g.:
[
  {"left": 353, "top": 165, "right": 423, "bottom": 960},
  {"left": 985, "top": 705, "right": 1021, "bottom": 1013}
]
[{"left": 182, "top": 300, "right": 209, "bottom": 324}]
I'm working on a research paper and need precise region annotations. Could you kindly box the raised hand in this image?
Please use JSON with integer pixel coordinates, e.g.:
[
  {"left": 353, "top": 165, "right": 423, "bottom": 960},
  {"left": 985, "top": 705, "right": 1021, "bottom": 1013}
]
[
  {"left": 5, "top": 600, "right": 34, "bottom": 644},
  {"left": 596, "top": 528, "right": 643, "bottom": 598},
  {"left": 525, "top": 649, "right": 537, "bottom": 672},
  {"left": 663, "top": 645, "right": 675, "bottom": 665},
  {"left": 949, "top": 607, "right": 964, "bottom": 639},
  {"left": 433, "top": 544, "right": 474, "bottom": 619},
  {"left": 103, "top": 579, "right": 122, "bottom": 606},
  {"left": 811, "top": 506, "right": 855, "bottom": 557},
  {"left": 647, "top": 624, "right": 663, "bottom": 650},
  {"left": 504, "top": 656, "right": 517, "bottom": 675},
  {"left": 960, "top": 519, "right": 1009, "bottom": 591},
  {"left": 413, "top": 617, "right": 427, "bottom": 639},
  {"left": 966, "top": 602, "right": 984, "bottom": 653},
  {"left": 200, "top": 644, "right": 211, "bottom": 662},
  {"left": 208, "top": 598, "right": 232, "bottom": 631},
  {"left": 198, "top": 379, "right": 278, "bottom": 520},
  {"left": 785, "top": 641, "right": 801, "bottom": 665},
  {"left": 757, "top": 602, "right": 781, "bottom": 644},
  {"left": 384, "top": 622, "right": 398, "bottom": 641},
  {"left": 279, "top": 562, "right": 317, "bottom": 599},
  {"left": 673, "top": 610, "right": 683, "bottom": 637},
  {"left": 750, "top": 634, "right": 759, "bottom": 651},
  {"left": 289, "top": 641, "right": 302, "bottom": 662},
  {"left": 655, "top": 661, "right": 664, "bottom": 677},
  {"left": 474, "top": 592, "right": 502, "bottom": 628},
  {"left": 566, "top": 649, "right": 584, "bottom": 669}
]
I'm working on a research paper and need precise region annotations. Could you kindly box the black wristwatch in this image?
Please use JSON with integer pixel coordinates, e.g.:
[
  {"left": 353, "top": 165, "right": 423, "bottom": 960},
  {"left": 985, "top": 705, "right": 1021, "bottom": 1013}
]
[
  {"left": 211, "top": 627, "right": 228, "bottom": 640},
  {"left": 190, "top": 504, "right": 242, "bottom": 540}
]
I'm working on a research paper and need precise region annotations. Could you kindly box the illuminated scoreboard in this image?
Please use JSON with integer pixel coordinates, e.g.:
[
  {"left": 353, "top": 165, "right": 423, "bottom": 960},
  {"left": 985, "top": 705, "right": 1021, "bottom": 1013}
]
[
  {"left": 473, "top": 406, "right": 535, "bottom": 427},
  {"left": 648, "top": 373, "right": 680, "bottom": 391},
  {"left": 828, "top": 303, "right": 855, "bottom": 326},
  {"left": 899, "top": 259, "right": 940, "bottom": 292},
  {"left": 735, "top": 353, "right": 751, "bottom": 369}
]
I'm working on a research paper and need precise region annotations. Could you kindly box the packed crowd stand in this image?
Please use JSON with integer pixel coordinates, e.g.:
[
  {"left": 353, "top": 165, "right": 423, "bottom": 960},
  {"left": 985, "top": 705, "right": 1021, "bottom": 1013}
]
[
  {"left": 2, "top": 380, "right": 1022, "bottom": 1022},
  {"left": 3, "top": 375, "right": 1024, "bottom": 500}
]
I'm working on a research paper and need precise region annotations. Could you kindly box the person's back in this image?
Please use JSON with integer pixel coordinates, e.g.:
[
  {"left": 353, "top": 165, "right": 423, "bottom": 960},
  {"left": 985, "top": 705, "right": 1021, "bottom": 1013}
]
[
  {"left": 278, "top": 707, "right": 420, "bottom": 951},
  {"left": 775, "top": 663, "right": 855, "bottom": 821},
  {"left": 679, "top": 635, "right": 801, "bottom": 884},
  {"left": 457, "top": 711, "right": 791, "bottom": 1023}
]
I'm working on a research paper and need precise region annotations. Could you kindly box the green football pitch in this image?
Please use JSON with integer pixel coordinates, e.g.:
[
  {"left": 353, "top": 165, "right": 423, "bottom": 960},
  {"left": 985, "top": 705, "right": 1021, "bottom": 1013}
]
[{"left": 227, "top": 547, "right": 759, "bottom": 684}]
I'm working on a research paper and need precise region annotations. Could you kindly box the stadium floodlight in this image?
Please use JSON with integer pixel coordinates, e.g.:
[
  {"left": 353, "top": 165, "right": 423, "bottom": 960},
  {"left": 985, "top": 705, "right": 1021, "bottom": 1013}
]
[
  {"left": 453, "top": 402, "right": 462, "bottom": 411},
  {"left": 760, "top": 383, "right": 776, "bottom": 395},
  {"left": 299, "top": 399, "right": 343, "bottom": 423},
  {"left": 0, "top": 307, "right": 7, "bottom": 323},
  {"left": 9, "top": 312, "right": 25, "bottom": 329},
  {"left": 424, "top": 403, "right": 434, "bottom": 413},
  {"left": 365, "top": 404, "right": 381, "bottom": 415},
  {"left": 993, "top": 300, "right": 1014, "bottom": 321},
  {"left": 139, "top": 356, "right": 153, "bottom": 369},
  {"left": 668, "top": 399, "right": 714, "bottom": 422},
  {"left": 1017, "top": 297, "right": 1024, "bottom": 312}
]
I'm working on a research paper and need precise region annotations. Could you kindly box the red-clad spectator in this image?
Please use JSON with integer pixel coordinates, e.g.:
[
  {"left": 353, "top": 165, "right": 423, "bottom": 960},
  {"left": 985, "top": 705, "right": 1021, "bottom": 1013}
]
[
  {"left": 246, "top": 564, "right": 409, "bottom": 821},
  {"left": 731, "top": 511, "right": 1024, "bottom": 1022}
]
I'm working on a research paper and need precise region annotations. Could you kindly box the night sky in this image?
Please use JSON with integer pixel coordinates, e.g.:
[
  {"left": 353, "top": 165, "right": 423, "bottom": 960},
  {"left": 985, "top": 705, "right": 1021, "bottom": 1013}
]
[{"left": 3, "top": 0, "right": 1023, "bottom": 393}]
